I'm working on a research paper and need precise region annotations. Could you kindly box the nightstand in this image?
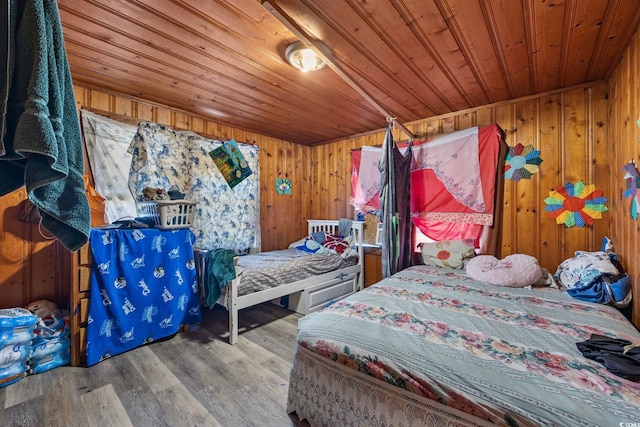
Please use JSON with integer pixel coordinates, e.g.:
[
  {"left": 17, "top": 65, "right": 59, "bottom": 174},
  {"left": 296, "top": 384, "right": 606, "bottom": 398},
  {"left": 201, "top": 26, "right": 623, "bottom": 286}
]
[{"left": 363, "top": 245, "right": 382, "bottom": 287}]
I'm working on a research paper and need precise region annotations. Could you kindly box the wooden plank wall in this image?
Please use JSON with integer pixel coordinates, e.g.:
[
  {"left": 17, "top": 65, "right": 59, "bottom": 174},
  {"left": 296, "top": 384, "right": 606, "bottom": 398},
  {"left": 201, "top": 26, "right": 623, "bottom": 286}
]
[
  {"left": 609, "top": 25, "right": 640, "bottom": 327},
  {"left": 0, "top": 189, "right": 70, "bottom": 309},
  {"left": 74, "top": 86, "right": 313, "bottom": 250},
  {"left": 311, "top": 83, "right": 615, "bottom": 300},
  {"left": 2, "top": 67, "right": 637, "bottom": 328},
  {"left": 0, "top": 85, "right": 311, "bottom": 310}
]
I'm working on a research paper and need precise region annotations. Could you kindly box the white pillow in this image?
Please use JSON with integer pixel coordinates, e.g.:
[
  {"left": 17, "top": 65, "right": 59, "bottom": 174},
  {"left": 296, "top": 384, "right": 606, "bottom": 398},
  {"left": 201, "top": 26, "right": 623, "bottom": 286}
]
[{"left": 420, "top": 239, "right": 475, "bottom": 269}]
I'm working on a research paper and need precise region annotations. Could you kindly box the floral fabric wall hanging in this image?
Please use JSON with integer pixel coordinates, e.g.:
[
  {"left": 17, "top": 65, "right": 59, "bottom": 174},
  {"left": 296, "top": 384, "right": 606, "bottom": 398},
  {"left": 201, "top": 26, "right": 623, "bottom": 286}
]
[
  {"left": 129, "top": 123, "right": 260, "bottom": 253},
  {"left": 623, "top": 162, "right": 640, "bottom": 220},
  {"left": 503, "top": 143, "right": 542, "bottom": 182},
  {"left": 350, "top": 147, "right": 382, "bottom": 213},
  {"left": 544, "top": 181, "right": 608, "bottom": 227}
]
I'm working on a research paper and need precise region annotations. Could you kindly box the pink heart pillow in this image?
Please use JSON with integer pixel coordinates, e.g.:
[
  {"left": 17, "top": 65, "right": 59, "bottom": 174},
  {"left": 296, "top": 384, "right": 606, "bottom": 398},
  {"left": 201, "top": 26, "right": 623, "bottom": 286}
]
[{"left": 465, "top": 254, "right": 543, "bottom": 287}]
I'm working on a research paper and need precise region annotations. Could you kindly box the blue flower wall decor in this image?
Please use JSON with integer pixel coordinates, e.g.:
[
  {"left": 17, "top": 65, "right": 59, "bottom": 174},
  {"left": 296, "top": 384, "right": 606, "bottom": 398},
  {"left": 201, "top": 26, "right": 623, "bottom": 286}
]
[{"left": 504, "top": 143, "right": 543, "bottom": 182}]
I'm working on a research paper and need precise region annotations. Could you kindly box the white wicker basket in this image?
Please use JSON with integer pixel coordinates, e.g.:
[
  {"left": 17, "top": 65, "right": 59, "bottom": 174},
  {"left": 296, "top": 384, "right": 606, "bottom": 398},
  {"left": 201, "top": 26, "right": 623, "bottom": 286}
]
[{"left": 137, "top": 200, "right": 196, "bottom": 229}]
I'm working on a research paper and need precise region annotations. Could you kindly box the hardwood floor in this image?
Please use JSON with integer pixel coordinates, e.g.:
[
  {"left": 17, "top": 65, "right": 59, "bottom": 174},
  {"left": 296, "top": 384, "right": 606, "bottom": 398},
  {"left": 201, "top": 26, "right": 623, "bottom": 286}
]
[{"left": 0, "top": 303, "right": 310, "bottom": 427}]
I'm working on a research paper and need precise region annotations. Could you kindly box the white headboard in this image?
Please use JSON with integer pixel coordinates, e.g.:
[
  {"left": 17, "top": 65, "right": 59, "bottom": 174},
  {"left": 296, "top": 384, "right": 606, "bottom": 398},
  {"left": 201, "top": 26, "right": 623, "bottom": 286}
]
[{"left": 308, "top": 219, "right": 365, "bottom": 289}]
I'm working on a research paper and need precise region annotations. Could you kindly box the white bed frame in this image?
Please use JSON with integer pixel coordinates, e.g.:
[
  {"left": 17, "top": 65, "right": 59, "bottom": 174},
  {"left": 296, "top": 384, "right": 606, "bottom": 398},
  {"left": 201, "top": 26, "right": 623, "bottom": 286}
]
[{"left": 197, "top": 220, "right": 364, "bottom": 344}]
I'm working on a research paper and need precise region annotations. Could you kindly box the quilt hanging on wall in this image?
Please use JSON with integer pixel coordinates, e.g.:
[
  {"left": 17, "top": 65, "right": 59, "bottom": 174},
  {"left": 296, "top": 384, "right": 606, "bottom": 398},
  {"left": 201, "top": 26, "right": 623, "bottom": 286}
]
[
  {"left": 128, "top": 122, "right": 260, "bottom": 254},
  {"left": 81, "top": 110, "right": 139, "bottom": 223},
  {"left": 623, "top": 162, "right": 640, "bottom": 220},
  {"left": 350, "top": 146, "right": 382, "bottom": 214},
  {"left": 410, "top": 124, "right": 503, "bottom": 245}
]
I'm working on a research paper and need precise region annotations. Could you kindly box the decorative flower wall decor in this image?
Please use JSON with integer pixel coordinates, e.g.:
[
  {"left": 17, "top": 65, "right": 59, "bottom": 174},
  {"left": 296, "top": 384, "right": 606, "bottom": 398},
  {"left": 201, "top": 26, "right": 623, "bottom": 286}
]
[
  {"left": 276, "top": 178, "right": 291, "bottom": 195},
  {"left": 503, "top": 143, "right": 543, "bottom": 182},
  {"left": 544, "top": 181, "right": 608, "bottom": 227},
  {"left": 623, "top": 162, "right": 640, "bottom": 220}
]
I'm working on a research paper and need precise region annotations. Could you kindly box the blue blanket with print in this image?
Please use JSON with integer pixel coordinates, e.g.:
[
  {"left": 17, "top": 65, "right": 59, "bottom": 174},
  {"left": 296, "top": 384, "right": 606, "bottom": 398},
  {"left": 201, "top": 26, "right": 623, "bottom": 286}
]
[{"left": 86, "top": 228, "right": 201, "bottom": 366}]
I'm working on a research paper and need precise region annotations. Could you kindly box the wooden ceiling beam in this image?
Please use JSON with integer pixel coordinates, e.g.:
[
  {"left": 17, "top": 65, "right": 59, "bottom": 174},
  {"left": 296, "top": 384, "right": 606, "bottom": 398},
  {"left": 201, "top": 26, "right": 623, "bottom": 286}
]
[{"left": 261, "top": 0, "right": 415, "bottom": 141}]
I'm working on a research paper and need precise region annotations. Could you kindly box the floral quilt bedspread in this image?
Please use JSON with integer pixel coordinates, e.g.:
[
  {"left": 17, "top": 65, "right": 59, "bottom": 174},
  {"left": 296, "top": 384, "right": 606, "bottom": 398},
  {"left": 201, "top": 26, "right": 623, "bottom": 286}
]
[{"left": 297, "top": 265, "right": 640, "bottom": 427}]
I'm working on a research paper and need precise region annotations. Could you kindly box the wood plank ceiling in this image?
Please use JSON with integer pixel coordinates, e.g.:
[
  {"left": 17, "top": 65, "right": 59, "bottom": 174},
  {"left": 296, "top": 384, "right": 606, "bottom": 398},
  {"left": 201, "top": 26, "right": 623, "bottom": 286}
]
[{"left": 58, "top": 0, "right": 640, "bottom": 146}]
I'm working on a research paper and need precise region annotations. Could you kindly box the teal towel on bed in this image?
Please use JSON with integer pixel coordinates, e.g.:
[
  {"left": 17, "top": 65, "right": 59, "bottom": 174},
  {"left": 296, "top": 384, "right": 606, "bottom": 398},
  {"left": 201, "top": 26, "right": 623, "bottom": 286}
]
[
  {"left": 205, "top": 249, "right": 237, "bottom": 309},
  {"left": 0, "top": 0, "right": 90, "bottom": 251}
]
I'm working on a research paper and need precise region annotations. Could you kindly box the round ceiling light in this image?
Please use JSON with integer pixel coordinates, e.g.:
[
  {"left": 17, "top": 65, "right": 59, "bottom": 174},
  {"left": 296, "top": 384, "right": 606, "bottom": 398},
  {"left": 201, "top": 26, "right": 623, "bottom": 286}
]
[{"left": 285, "top": 41, "right": 327, "bottom": 72}]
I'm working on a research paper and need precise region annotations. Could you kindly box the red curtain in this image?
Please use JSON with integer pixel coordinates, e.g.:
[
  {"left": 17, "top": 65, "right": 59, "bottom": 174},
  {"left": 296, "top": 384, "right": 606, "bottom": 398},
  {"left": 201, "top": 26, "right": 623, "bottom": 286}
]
[{"left": 409, "top": 124, "right": 503, "bottom": 246}]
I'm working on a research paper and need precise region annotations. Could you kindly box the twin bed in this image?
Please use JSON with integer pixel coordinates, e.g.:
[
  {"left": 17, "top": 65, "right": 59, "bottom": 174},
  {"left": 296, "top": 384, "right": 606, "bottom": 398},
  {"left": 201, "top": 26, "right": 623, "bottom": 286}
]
[
  {"left": 286, "top": 263, "right": 640, "bottom": 426},
  {"left": 196, "top": 220, "right": 364, "bottom": 344}
]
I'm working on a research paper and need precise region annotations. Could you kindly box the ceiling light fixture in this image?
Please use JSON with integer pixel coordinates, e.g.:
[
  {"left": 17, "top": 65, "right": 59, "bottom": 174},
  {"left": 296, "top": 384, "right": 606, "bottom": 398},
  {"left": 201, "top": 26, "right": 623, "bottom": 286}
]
[
  {"left": 263, "top": 0, "right": 414, "bottom": 140},
  {"left": 285, "top": 41, "right": 326, "bottom": 72}
]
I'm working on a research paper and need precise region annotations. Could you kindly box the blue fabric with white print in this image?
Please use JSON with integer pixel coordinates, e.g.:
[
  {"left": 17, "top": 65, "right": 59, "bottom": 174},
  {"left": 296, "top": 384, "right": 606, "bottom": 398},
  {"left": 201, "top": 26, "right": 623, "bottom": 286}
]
[{"left": 86, "top": 228, "right": 201, "bottom": 366}]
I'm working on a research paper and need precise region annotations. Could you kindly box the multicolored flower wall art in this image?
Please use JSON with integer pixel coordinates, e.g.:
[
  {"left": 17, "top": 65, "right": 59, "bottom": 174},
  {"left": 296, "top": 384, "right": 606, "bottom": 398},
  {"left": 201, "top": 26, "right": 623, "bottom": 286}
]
[
  {"left": 544, "top": 181, "right": 608, "bottom": 227},
  {"left": 503, "top": 143, "right": 543, "bottom": 182},
  {"left": 275, "top": 178, "right": 292, "bottom": 195},
  {"left": 623, "top": 162, "right": 640, "bottom": 220}
]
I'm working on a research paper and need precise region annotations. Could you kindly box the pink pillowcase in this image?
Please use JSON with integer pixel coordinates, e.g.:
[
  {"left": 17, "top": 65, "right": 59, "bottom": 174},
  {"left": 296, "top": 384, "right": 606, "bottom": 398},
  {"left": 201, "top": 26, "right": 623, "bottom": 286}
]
[{"left": 465, "top": 254, "right": 543, "bottom": 287}]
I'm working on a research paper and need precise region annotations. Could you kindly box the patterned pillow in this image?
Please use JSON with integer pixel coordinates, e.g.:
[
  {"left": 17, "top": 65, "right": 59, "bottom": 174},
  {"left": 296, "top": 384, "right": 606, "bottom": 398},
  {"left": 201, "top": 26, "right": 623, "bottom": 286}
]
[
  {"left": 322, "top": 234, "right": 351, "bottom": 254},
  {"left": 554, "top": 251, "right": 622, "bottom": 289},
  {"left": 466, "top": 254, "right": 543, "bottom": 287},
  {"left": 420, "top": 239, "right": 475, "bottom": 269}
]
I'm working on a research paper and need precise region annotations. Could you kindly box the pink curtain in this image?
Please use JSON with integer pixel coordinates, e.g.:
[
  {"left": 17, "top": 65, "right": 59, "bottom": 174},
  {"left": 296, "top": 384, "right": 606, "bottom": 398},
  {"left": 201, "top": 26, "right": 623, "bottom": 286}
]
[
  {"left": 410, "top": 125, "right": 503, "bottom": 248},
  {"left": 350, "top": 147, "right": 381, "bottom": 213}
]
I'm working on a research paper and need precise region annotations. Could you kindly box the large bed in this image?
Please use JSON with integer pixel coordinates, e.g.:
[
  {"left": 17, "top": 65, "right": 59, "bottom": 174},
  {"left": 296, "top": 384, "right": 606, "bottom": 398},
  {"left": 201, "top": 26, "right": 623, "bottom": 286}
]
[
  {"left": 196, "top": 220, "right": 364, "bottom": 344},
  {"left": 287, "top": 264, "right": 640, "bottom": 426}
]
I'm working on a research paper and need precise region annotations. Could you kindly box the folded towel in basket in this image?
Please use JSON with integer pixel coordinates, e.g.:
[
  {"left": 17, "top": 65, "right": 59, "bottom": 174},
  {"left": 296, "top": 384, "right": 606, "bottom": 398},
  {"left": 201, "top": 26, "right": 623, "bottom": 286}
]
[{"left": 205, "top": 249, "right": 237, "bottom": 309}]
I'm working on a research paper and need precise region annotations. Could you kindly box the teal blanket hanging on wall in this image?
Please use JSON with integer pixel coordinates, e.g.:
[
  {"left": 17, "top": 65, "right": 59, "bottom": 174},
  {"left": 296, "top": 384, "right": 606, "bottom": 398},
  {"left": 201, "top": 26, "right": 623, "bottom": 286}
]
[{"left": 0, "top": 0, "right": 90, "bottom": 251}]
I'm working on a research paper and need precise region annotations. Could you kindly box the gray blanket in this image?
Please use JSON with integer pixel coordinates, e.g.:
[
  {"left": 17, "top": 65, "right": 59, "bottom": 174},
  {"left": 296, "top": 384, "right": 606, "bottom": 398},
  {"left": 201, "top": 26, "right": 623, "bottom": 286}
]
[{"left": 235, "top": 249, "right": 357, "bottom": 296}]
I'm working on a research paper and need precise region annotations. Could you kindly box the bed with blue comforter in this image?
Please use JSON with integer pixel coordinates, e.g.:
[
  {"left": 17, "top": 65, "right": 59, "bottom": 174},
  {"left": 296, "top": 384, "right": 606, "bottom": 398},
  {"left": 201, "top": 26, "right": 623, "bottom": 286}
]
[{"left": 287, "top": 265, "right": 640, "bottom": 426}]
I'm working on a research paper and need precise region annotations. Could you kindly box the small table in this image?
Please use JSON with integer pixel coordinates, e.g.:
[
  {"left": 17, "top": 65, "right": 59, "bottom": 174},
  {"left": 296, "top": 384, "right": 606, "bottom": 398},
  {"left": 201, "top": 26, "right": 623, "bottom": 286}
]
[{"left": 85, "top": 227, "right": 201, "bottom": 366}]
